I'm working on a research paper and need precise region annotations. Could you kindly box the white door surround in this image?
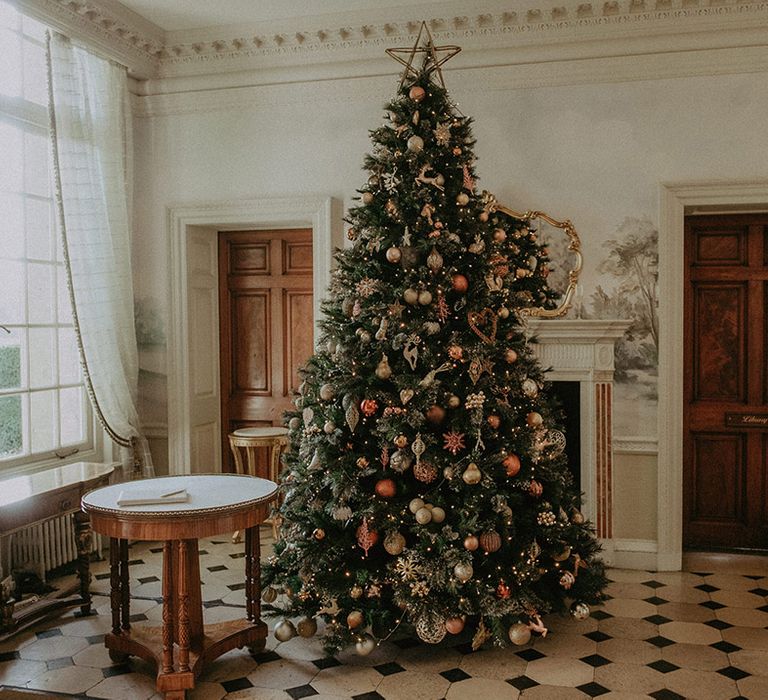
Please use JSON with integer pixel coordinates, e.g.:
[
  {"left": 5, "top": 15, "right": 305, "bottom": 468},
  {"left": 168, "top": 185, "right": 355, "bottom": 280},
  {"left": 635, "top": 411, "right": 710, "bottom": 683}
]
[
  {"left": 658, "top": 180, "right": 768, "bottom": 571},
  {"left": 166, "top": 196, "right": 342, "bottom": 475}
]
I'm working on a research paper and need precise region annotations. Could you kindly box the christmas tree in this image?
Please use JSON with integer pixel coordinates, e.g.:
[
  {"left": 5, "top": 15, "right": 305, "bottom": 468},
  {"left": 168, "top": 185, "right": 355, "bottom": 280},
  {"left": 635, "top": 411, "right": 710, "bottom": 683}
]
[{"left": 262, "top": 27, "right": 607, "bottom": 654}]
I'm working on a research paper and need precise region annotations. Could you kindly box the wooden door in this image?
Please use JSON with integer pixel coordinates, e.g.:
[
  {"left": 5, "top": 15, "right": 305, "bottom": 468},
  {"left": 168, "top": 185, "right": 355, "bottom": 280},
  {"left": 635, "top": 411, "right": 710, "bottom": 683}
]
[
  {"left": 219, "top": 229, "right": 313, "bottom": 472},
  {"left": 684, "top": 213, "right": 768, "bottom": 549}
]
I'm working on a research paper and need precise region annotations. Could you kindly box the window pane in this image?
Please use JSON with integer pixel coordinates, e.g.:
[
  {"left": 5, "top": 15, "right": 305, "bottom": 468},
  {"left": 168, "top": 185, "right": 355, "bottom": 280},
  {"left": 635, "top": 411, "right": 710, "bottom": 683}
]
[
  {"left": 0, "top": 191, "right": 24, "bottom": 258},
  {"left": 0, "top": 327, "right": 21, "bottom": 389},
  {"left": 28, "top": 262, "right": 55, "bottom": 324},
  {"left": 0, "top": 28, "right": 21, "bottom": 98},
  {"left": 57, "top": 327, "right": 79, "bottom": 385},
  {"left": 23, "top": 130, "right": 49, "bottom": 197},
  {"left": 0, "top": 121, "right": 23, "bottom": 191},
  {"left": 0, "top": 259, "right": 25, "bottom": 323},
  {"left": 28, "top": 326, "right": 55, "bottom": 388},
  {"left": 59, "top": 386, "right": 83, "bottom": 445},
  {"left": 25, "top": 197, "right": 54, "bottom": 261},
  {"left": 22, "top": 38, "right": 46, "bottom": 106},
  {"left": 30, "top": 388, "right": 56, "bottom": 452},
  {"left": 0, "top": 393, "right": 22, "bottom": 457}
]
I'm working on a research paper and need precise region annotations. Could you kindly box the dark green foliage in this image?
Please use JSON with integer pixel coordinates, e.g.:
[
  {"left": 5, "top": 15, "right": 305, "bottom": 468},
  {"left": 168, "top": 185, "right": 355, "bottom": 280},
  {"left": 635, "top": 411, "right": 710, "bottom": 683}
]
[{"left": 262, "top": 66, "right": 607, "bottom": 654}]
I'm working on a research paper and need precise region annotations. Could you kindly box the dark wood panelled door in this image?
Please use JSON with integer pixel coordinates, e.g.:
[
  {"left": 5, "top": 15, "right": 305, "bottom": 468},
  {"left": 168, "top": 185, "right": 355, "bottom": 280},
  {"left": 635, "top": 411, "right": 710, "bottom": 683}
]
[
  {"left": 219, "top": 229, "right": 313, "bottom": 472},
  {"left": 684, "top": 214, "right": 768, "bottom": 549}
]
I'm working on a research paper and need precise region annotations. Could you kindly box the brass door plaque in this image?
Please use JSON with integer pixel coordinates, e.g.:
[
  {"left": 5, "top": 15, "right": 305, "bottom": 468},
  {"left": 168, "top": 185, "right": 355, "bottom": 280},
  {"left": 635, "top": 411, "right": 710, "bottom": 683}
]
[{"left": 725, "top": 413, "right": 768, "bottom": 429}]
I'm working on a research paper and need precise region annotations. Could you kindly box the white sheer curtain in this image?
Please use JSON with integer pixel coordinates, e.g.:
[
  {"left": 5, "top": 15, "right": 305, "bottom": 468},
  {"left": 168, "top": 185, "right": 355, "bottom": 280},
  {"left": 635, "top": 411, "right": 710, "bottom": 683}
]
[{"left": 46, "top": 31, "right": 153, "bottom": 478}]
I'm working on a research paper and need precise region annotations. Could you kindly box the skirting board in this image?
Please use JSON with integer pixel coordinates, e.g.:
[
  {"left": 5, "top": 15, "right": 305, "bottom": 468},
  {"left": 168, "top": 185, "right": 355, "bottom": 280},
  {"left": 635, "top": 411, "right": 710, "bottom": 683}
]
[{"left": 600, "top": 538, "right": 660, "bottom": 571}]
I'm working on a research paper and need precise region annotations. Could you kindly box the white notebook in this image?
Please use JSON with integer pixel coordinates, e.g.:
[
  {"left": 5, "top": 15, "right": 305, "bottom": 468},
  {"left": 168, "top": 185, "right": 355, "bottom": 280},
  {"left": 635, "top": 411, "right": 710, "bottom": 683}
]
[{"left": 116, "top": 487, "right": 189, "bottom": 507}]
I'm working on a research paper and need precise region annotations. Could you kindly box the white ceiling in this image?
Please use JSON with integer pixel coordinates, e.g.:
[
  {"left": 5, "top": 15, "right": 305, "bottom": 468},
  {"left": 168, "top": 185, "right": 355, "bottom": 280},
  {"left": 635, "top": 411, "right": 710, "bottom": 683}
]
[{"left": 115, "top": 0, "right": 445, "bottom": 32}]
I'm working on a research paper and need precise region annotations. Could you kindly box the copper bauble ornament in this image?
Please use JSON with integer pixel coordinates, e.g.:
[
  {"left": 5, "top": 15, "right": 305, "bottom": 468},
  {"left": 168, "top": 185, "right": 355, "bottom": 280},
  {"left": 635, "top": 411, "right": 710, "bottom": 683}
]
[
  {"left": 414, "top": 461, "right": 438, "bottom": 483},
  {"left": 375, "top": 478, "right": 396, "bottom": 498},
  {"left": 479, "top": 531, "right": 502, "bottom": 553},
  {"left": 430, "top": 506, "right": 446, "bottom": 523},
  {"left": 384, "top": 531, "right": 406, "bottom": 555},
  {"left": 426, "top": 405, "right": 446, "bottom": 425},
  {"left": 313, "top": 528, "right": 326, "bottom": 540},
  {"left": 526, "top": 412, "right": 544, "bottom": 427},
  {"left": 487, "top": 414, "right": 501, "bottom": 430},
  {"left": 409, "top": 497, "right": 425, "bottom": 513},
  {"left": 453, "top": 562, "right": 473, "bottom": 583},
  {"left": 274, "top": 619, "right": 297, "bottom": 642},
  {"left": 360, "top": 398, "right": 378, "bottom": 416},
  {"left": 462, "top": 462, "right": 481, "bottom": 485},
  {"left": 451, "top": 273, "right": 469, "bottom": 293},
  {"left": 356, "top": 456, "right": 369, "bottom": 469},
  {"left": 445, "top": 617, "right": 465, "bottom": 634},
  {"left": 347, "top": 610, "right": 364, "bottom": 629},
  {"left": 448, "top": 345, "right": 463, "bottom": 360},
  {"left": 464, "top": 534, "right": 479, "bottom": 551},
  {"left": 493, "top": 228, "right": 507, "bottom": 242},
  {"left": 296, "top": 617, "right": 317, "bottom": 638},
  {"left": 394, "top": 434, "right": 409, "bottom": 448},
  {"left": 508, "top": 622, "right": 531, "bottom": 646},
  {"left": 529, "top": 480, "right": 543, "bottom": 497},
  {"left": 479, "top": 211, "right": 489, "bottom": 222},
  {"left": 409, "top": 85, "right": 426, "bottom": 102},
  {"left": 503, "top": 454, "right": 521, "bottom": 477},
  {"left": 570, "top": 602, "right": 590, "bottom": 620},
  {"left": 386, "top": 246, "right": 402, "bottom": 263}
]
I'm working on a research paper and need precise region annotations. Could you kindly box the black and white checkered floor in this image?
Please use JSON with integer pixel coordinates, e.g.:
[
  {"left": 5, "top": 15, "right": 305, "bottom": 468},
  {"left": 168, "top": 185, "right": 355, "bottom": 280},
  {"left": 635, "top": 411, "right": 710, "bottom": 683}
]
[{"left": 1, "top": 530, "right": 767, "bottom": 699}]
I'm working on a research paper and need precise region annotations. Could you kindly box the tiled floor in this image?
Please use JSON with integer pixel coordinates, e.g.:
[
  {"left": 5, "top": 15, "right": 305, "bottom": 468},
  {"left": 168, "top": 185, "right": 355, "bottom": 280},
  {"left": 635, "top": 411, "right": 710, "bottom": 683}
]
[{"left": 1, "top": 531, "right": 767, "bottom": 699}]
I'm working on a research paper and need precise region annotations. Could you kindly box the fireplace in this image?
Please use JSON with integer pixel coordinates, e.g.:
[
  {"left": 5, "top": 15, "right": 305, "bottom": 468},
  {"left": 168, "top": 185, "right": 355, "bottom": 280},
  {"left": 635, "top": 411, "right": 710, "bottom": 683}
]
[{"left": 526, "top": 319, "right": 631, "bottom": 549}]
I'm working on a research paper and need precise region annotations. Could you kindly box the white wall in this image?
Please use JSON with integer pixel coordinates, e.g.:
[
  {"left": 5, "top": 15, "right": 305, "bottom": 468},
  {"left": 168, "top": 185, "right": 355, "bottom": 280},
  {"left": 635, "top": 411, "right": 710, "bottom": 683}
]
[{"left": 131, "top": 65, "right": 768, "bottom": 538}]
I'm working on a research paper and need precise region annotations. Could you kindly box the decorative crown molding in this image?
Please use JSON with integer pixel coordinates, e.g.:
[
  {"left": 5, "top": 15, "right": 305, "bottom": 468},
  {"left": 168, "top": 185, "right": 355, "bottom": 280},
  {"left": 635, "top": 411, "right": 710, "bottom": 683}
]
[{"left": 20, "top": 0, "right": 768, "bottom": 85}]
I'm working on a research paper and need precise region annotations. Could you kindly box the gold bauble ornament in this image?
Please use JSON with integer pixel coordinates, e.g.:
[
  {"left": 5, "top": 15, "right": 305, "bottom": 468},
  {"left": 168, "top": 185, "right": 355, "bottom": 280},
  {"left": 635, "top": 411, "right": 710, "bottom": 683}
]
[
  {"left": 462, "top": 462, "right": 482, "bottom": 485},
  {"left": 553, "top": 546, "right": 572, "bottom": 562},
  {"left": 572, "top": 510, "right": 585, "bottom": 525},
  {"left": 319, "top": 383, "right": 335, "bottom": 401},
  {"left": 409, "top": 497, "right": 425, "bottom": 513},
  {"left": 456, "top": 192, "right": 469, "bottom": 206},
  {"left": 430, "top": 506, "right": 446, "bottom": 524},
  {"left": 297, "top": 617, "right": 317, "bottom": 638},
  {"left": 361, "top": 192, "right": 374, "bottom": 205},
  {"left": 418, "top": 289, "right": 433, "bottom": 305},
  {"left": 403, "top": 288, "right": 419, "bottom": 305},
  {"left": 350, "top": 584, "right": 364, "bottom": 599},
  {"left": 394, "top": 434, "right": 409, "bottom": 448},
  {"left": 384, "top": 531, "right": 406, "bottom": 555},
  {"left": 463, "top": 534, "right": 479, "bottom": 551},
  {"left": 375, "top": 355, "right": 392, "bottom": 380},
  {"left": 526, "top": 412, "right": 544, "bottom": 427},
  {"left": 570, "top": 602, "right": 590, "bottom": 620},
  {"left": 386, "top": 246, "right": 402, "bottom": 263},
  {"left": 415, "top": 507, "right": 433, "bottom": 524},
  {"left": 453, "top": 562, "right": 473, "bottom": 583},
  {"left": 347, "top": 610, "right": 364, "bottom": 629},
  {"left": 262, "top": 586, "right": 278, "bottom": 603},
  {"left": 447, "top": 394, "right": 461, "bottom": 408}
]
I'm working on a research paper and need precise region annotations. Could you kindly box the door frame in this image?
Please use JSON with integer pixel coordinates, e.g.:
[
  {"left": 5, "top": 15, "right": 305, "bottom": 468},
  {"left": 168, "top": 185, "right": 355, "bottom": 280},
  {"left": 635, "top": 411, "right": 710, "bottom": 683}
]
[
  {"left": 166, "top": 196, "right": 342, "bottom": 475},
  {"left": 658, "top": 179, "right": 768, "bottom": 570}
]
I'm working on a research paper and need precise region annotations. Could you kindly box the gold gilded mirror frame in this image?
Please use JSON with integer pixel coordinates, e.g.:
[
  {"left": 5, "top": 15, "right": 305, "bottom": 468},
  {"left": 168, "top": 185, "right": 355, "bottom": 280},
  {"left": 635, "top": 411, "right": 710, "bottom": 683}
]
[{"left": 495, "top": 205, "right": 583, "bottom": 319}]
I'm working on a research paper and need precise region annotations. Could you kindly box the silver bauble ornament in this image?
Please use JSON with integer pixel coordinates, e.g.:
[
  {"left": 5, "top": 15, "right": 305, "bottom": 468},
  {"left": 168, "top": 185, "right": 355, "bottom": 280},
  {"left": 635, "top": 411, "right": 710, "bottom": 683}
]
[
  {"left": 407, "top": 135, "right": 424, "bottom": 152},
  {"left": 390, "top": 449, "right": 412, "bottom": 473},
  {"left": 297, "top": 617, "right": 318, "bottom": 638},
  {"left": 323, "top": 420, "right": 336, "bottom": 434},
  {"left": 508, "top": 622, "right": 531, "bottom": 646},
  {"left": 274, "top": 619, "right": 297, "bottom": 642},
  {"left": 355, "top": 633, "right": 376, "bottom": 656},
  {"left": 522, "top": 378, "right": 539, "bottom": 398},
  {"left": 409, "top": 497, "right": 425, "bottom": 513},
  {"left": 570, "top": 602, "right": 590, "bottom": 620},
  {"left": 288, "top": 416, "right": 301, "bottom": 431},
  {"left": 415, "top": 507, "right": 432, "bottom": 524},
  {"left": 319, "top": 383, "right": 335, "bottom": 401},
  {"left": 453, "top": 562, "right": 473, "bottom": 583}
]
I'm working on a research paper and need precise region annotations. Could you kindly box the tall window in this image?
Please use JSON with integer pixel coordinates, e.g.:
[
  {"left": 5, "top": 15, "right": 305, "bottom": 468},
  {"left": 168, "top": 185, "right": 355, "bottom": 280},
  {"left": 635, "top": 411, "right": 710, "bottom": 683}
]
[{"left": 0, "top": 1, "right": 91, "bottom": 469}]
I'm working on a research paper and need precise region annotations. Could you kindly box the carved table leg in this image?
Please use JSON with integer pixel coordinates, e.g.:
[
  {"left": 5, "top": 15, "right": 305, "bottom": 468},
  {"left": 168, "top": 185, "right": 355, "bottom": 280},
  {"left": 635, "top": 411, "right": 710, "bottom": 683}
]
[
  {"left": 120, "top": 539, "right": 130, "bottom": 632},
  {"left": 109, "top": 538, "right": 121, "bottom": 636},
  {"left": 73, "top": 510, "right": 94, "bottom": 617},
  {"left": 246, "top": 526, "right": 266, "bottom": 654},
  {"left": 161, "top": 540, "right": 175, "bottom": 675},
  {"left": 176, "top": 540, "right": 190, "bottom": 673}
]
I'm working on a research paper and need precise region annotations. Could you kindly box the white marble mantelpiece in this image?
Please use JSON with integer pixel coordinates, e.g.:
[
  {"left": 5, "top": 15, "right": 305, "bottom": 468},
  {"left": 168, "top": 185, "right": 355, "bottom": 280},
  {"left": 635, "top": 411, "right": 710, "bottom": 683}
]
[{"left": 526, "top": 319, "right": 631, "bottom": 561}]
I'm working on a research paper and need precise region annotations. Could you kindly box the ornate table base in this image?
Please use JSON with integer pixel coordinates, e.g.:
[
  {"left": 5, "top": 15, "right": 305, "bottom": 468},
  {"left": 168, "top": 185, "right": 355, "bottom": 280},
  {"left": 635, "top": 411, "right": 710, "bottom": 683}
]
[{"left": 105, "top": 527, "right": 265, "bottom": 698}]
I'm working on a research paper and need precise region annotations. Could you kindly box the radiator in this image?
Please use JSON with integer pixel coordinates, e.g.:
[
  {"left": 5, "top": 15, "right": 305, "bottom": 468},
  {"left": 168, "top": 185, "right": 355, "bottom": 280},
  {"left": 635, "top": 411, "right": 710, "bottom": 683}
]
[{"left": 8, "top": 514, "right": 103, "bottom": 582}]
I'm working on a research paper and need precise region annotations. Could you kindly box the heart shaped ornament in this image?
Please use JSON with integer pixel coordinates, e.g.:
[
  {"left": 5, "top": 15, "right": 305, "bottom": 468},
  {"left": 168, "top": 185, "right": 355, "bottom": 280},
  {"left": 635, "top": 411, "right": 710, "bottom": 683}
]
[
  {"left": 467, "top": 308, "right": 498, "bottom": 344},
  {"left": 400, "top": 388, "right": 415, "bottom": 405}
]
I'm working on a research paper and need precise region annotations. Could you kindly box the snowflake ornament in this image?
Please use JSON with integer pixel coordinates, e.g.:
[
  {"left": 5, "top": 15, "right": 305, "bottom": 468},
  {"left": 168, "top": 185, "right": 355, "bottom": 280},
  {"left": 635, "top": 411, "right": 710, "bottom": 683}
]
[
  {"left": 356, "top": 277, "right": 379, "bottom": 298},
  {"left": 442, "top": 431, "right": 466, "bottom": 455},
  {"left": 434, "top": 122, "right": 451, "bottom": 145}
]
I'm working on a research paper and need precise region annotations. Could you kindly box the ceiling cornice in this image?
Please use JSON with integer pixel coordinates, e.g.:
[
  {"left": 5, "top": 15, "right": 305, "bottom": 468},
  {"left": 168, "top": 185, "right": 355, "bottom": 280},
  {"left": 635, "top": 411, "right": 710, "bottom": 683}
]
[{"left": 18, "top": 0, "right": 768, "bottom": 85}]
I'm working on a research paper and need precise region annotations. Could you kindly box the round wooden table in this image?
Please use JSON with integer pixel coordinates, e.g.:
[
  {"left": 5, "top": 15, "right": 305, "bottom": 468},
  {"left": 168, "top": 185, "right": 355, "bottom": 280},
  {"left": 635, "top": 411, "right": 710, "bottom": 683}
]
[{"left": 82, "top": 474, "right": 278, "bottom": 699}]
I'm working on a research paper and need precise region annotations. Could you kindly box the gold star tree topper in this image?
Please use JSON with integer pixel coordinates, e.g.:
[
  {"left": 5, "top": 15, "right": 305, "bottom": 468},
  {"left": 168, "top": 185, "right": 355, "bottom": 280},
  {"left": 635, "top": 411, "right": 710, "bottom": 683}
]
[{"left": 385, "top": 21, "right": 461, "bottom": 90}]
